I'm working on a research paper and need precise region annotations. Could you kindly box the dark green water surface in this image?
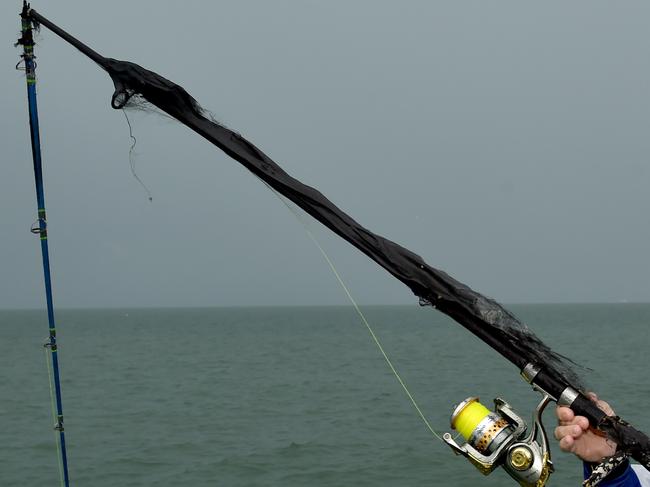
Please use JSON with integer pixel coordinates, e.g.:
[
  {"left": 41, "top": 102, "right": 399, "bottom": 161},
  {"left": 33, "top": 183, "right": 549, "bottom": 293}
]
[{"left": 2, "top": 304, "right": 649, "bottom": 486}]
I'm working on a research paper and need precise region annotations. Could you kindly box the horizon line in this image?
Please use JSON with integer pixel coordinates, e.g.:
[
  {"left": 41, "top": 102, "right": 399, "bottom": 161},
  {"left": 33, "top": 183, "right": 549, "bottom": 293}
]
[{"left": 2, "top": 301, "right": 649, "bottom": 312}]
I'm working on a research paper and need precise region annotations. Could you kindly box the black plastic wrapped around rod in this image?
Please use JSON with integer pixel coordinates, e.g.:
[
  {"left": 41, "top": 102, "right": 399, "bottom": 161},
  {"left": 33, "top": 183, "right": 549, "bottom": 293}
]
[{"left": 26, "top": 6, "right": 649, "bottom": 471}]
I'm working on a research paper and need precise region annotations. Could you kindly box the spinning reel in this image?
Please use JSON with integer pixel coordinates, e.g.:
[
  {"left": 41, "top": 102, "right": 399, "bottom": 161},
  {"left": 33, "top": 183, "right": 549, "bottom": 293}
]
[{"left": 443, "top": 394, "right": 554, "bottom": 487}]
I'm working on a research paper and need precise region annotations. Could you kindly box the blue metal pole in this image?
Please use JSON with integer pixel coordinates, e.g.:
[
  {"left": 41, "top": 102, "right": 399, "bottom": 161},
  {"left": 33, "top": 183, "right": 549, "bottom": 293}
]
[{"left": 18, "top": 4, "right": 70, "bottom": 486}]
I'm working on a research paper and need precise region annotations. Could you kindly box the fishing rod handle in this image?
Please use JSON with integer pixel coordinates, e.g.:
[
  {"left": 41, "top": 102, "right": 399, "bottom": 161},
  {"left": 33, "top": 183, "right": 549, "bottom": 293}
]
[{"left": 533, "top": 368, "right": 650, "bottom": 470}]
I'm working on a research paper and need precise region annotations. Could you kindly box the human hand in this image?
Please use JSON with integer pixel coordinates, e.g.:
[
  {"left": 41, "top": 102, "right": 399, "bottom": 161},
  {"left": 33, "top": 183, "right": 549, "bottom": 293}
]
[{"left": 554, "top": 392, "right": 617, "bottom": 462}]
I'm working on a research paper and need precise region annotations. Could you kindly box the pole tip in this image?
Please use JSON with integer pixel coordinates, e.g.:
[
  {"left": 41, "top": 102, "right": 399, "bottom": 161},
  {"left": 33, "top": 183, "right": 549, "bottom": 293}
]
[{"left": 21, "top": 1, "right": 35, "bottom": 19}]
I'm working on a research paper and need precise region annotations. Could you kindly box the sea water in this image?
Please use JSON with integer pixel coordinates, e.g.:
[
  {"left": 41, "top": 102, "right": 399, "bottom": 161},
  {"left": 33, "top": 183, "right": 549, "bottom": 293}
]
[{"left": 1, "top": 304, "right": 649, "bottom": 486}]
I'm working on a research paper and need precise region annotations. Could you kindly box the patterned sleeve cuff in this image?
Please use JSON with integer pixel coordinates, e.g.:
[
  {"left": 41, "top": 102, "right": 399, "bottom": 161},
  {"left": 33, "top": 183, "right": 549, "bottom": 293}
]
[{"left": 583, "top": 460, "right": 641, "bottom": 487}]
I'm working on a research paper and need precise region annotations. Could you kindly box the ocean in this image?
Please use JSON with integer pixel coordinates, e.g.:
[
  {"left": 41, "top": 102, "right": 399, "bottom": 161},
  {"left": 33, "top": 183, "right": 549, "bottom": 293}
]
[{"left": 2, "top": 304, "right": 649, "bottom": 486}]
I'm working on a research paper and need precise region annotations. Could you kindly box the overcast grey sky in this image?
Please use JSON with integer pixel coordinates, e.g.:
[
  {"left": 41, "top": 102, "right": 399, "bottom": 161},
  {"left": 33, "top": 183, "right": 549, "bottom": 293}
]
[{"left": 2, "top": 1, "right": 649, "bottom": 309}]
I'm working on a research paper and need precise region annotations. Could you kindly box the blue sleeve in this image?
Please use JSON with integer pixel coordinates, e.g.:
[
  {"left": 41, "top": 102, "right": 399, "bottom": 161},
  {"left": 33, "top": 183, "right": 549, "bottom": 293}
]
[{"left": 584, "top": 462, "right": 642, "bottom": 487}]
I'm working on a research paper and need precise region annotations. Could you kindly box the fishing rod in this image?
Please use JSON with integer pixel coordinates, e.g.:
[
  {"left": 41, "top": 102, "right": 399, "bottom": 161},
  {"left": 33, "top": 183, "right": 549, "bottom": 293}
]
[
  {"left": 19, "top": 4, "right": 650, "bottom": 486},
  {"left": 16, "top": 3, "right": 70, "bottom": 487}
]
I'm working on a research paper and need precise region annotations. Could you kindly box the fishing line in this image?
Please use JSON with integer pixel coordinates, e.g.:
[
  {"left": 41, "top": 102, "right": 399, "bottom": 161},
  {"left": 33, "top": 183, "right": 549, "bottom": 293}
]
[
  {"left": 261, "top": 180, "right": 447, "bottom": 443},
  {"left": 122, "top": 109, "right": 153, "bottom": 202},
  {"left": 43, "top": 344, "right": 65, "bottom": 487}
]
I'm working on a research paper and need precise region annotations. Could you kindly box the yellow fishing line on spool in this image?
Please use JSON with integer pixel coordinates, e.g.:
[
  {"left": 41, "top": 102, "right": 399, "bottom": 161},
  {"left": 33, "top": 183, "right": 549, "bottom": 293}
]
[{"left": 450, "top": 397, "right": 490, "bottom": 441}]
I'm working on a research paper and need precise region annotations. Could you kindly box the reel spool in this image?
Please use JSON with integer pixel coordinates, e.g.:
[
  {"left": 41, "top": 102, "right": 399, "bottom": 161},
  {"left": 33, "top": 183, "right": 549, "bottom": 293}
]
[{"left": 443, "top": 396, "right": 554, "bottom": 487}]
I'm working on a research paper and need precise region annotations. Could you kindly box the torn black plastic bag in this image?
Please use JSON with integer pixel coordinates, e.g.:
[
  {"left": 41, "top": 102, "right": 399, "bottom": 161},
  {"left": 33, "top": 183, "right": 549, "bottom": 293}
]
[{"left": 27, "top": 7, "right": 650, "bottom": 471}]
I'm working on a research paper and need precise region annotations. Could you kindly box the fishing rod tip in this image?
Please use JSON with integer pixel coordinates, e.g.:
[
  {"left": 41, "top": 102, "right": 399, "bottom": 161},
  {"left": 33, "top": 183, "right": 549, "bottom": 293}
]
[{"left": 20, "top": 1, "right": 33, "bottom": 20}]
